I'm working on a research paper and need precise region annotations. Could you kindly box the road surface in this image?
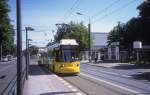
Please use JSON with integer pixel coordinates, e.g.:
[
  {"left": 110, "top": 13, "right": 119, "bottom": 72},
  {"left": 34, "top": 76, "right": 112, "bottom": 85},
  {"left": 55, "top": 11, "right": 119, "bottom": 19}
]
[
  {"left": 62, "top": 63, "right": 150, "bottom": 95},
  {"left": 0, "top": 57, "right": 26, "bottom": 95}
]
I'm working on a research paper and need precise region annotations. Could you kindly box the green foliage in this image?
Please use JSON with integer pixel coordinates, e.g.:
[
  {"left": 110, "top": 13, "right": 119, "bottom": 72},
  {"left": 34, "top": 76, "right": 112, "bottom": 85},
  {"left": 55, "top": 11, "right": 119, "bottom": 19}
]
[
  {"left": 108, "top": 0, "right": 150, "bottom": 49},
  {"left": 0, "top": 0, "right": 15, "bottom": 56},
  {"left": 107, "top": 22, "right": 126, "bottom": 47},
  {"left": 138, "top": 0, "right": 150, "bottom": 18},
  {"left": 54, "top": 22, "right": 90, "bottom": 50},
  {"left": 29, "top": 45, "right": 39, "bottom": 56},
  {"left": 108, "top": 0, "right": 150, "bottom": 63}
]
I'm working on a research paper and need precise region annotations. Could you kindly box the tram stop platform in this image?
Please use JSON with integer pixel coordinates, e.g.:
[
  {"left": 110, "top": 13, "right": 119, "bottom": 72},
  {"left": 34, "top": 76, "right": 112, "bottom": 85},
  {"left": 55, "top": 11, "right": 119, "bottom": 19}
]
[{"left": 23, "top": 59, "right": 83, "bottom": 95}]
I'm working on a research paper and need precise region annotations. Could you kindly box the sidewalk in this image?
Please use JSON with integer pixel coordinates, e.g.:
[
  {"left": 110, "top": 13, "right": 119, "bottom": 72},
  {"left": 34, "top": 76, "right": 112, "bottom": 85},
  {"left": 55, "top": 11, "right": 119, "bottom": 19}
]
[{"left": 23, "top": 60, "right": 83, "bottom": 95}]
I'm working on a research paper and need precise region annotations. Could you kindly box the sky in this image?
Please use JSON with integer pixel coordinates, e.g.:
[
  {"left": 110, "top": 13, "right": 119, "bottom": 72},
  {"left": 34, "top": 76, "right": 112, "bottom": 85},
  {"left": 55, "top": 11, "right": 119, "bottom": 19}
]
[{"left": 8, "top": 0, "right": 143, "bottom": 49}]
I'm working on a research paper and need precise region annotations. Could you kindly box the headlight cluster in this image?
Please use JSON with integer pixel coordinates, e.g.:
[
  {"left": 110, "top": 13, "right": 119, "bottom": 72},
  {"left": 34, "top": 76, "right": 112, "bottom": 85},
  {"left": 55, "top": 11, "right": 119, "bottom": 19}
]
[{"left": 60, "top": 64, "right": 64, "bottom": 67}]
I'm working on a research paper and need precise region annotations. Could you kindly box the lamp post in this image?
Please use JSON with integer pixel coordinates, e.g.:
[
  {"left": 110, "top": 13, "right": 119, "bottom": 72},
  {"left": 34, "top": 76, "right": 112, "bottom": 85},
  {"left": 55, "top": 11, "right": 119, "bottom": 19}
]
[
  {"left": 76, "top": 12, "right": 91, "bottom": 62},
  {"left": 0, "top": 26, "right": 2, "bottom": 60},
  {"left": 25, "top": 27, "right": 34, "bottom": 80},
  {"left": 0, "top": 44, "right": 2, "bottom": 60},
  {"left": 133, "top": 41, "right": 142, "bottom": 62},
  {"left": 16, "top": 0, "right": 22, "bottom": 95},
  {"left": 27, "top": 39, "right": 33, "bottom": 69}
]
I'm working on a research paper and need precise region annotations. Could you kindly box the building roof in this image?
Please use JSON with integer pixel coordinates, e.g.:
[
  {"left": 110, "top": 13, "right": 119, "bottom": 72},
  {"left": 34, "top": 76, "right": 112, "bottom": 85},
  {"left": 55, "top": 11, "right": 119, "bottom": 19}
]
[{"left": 91, "top": 32, "right": 108, "bottom": 47}]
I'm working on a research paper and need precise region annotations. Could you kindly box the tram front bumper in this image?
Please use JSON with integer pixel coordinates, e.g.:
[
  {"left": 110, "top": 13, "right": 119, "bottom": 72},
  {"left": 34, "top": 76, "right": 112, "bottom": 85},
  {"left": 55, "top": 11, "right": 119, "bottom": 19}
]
[{"left": 59, "top": 67, "right": 80, "bottom": 74}]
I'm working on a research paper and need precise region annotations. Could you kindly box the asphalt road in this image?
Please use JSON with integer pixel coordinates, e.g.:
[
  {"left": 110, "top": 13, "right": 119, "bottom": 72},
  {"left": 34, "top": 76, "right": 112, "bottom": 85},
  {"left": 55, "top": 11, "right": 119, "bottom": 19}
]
[
  {"left": 0, "top": 57, "right": 26, "bottom": 94},
  {"left": 62, "top": 63, "right": 150, "bottom": 95},
  {"left": 0, "top": 60, "right": 17, "bottom": 94}
]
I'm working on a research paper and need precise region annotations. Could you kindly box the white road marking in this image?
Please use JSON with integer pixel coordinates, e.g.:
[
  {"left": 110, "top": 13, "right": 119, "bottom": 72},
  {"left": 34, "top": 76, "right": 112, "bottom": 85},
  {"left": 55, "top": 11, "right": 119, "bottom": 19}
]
[
  {"left": 68, "top": 85, "right": 73, "bottom": 88},
  {"left": 80, "top": 73, "right": 141, "bottom": 94},
  {"left": 61, "top": 80, "right": 67, "bottom": 84},
  {"left": 76, "top": 93, "right": 83, "bottom": 95},
  {"left": 64, "top": 82, "right": 69, "bottom": 86},
  {"left": 38, "top": 66, "right": 84, "bottom": 95},
  {"left": 122, "top": 75, "right": 132, "bottom": 78},
  {"left": 72, "top": 88, "right": 78, "bottom": 91},
  {"left": 55, "top": 75, "right": 59, "bottom": 78},
  {"left": 58, "top": 78, "right": 63, "bottom": 81},
  {"left": 37, "top": 68, "right": 84, "bottom": 95},
  {"left": 57, "top": 76, "right": 84, "bottom": 95},
  {"left": 85, "top": 67, "right": 131, "bottom": 78}
]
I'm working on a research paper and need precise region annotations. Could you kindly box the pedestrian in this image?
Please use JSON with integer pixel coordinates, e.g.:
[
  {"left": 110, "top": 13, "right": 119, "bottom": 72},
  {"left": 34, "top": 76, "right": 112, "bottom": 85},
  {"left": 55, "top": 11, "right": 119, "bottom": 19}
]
[{"left": 94, "top": 57, "right": 97, "bottom": 63}]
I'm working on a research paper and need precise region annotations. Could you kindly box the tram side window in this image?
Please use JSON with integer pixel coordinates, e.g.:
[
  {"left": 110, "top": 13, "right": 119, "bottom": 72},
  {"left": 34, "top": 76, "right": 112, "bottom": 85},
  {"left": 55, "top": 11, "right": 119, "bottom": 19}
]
[
  {"left": 55, "top": 50, "right": 63, "bottom": 62},
  {"left": 71, "top": 50, "right": 79, "bottom": 61},
  {"left": 48, "top": 50, "right": 55, "bottom": 61}
]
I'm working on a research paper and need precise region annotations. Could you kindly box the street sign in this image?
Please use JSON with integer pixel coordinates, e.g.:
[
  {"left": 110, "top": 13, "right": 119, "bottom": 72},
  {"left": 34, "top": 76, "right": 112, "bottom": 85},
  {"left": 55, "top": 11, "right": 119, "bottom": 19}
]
[
  {"left": 111, "top": 42, "right": 120, "bottom": 46},
  {"left": 133, "top": 41, "right": 142, "bottom": 49}
]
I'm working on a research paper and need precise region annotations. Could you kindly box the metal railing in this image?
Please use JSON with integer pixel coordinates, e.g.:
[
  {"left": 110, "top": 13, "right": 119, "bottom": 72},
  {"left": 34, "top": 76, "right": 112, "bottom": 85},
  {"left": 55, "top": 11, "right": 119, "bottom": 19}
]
[{"left": 1, "top": 68, "right": 26, "bottom": 95}]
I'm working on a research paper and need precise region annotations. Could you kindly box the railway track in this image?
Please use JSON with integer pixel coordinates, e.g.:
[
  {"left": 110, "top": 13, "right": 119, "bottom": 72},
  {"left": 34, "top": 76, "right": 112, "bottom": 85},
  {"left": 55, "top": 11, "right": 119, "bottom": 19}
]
[{"left": 62, "top": 64, "right": 150, "bottom": 95}]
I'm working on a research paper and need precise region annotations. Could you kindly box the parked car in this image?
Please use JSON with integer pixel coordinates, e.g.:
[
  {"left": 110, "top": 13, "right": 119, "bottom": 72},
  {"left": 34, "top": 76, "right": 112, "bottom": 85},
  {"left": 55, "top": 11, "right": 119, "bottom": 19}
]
[
  {"left": 7, "top": 55, "right": 13, "bottom": 61},
  {"left": 1, "top": 56, "right": 8, "bottom": 62}
]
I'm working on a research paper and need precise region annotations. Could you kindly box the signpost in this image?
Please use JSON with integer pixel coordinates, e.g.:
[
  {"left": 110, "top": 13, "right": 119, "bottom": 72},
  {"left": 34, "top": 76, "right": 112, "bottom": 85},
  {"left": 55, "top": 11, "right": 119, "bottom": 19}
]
[{"left": 133, "top": 41, "right": 142, "bottom": 62}]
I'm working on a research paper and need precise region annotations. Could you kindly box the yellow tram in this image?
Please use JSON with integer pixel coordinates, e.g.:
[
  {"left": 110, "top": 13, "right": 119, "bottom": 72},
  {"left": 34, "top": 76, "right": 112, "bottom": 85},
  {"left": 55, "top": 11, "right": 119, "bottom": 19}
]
[{"left": 47, "top": 39, "right": 80, "bottom": 74}]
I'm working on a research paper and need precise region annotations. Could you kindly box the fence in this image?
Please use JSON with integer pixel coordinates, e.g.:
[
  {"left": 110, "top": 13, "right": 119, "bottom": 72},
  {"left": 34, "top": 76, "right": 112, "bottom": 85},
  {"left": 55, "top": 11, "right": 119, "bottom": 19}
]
[{"left": 1, "top": 62, "right": 26, "bottom": 95}]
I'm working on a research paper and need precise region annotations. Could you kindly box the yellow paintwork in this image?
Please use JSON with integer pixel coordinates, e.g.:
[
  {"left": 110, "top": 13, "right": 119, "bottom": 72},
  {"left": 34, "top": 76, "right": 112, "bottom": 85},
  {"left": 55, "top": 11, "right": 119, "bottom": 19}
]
[
  {"left": 51, "top": 61, "right": 80, "bottom": 74},
  {"left": 41, "top": 58, "right": 80, "bottom": 74}
]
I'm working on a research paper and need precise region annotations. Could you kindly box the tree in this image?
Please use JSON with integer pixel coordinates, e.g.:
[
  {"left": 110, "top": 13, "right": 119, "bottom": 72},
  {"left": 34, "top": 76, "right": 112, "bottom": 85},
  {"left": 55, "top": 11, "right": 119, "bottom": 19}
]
[
  {"left": 108, "top": 0, "right": 150, "bottom": 48},
  {"left": 0, "top": 0, "right": 15, "bottom": 57},
  {"left": 107, "top": 22, "right": 126, "bottom": 47},
  {"left": 137, "top": 0, "right": 150, "bottom": 45},
  {"left": 108, "top": 0, "right": 150, "bottom": 47},
  {"left": 54, "top": 22, "right": 90, "bottom": 51},
  {"left": 108, "top": 0, "right": 150, "bottom": 63},
  {"left": 138, "top": 0, "right": 150, "bottom": 18},
  {"left": 29, "top": 45, "right": 39, "bottom": 56}
]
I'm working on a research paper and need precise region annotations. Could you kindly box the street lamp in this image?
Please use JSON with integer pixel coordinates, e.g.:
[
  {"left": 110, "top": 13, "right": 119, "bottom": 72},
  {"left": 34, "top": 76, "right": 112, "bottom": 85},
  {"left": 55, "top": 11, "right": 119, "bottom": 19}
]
[
  {"left": 76, "top": 12, "right": 91, "bottom": 62},
  {"left": 16, "top": 0, "right": 22, "bottom": 95},
  {"left": 133, "top": 41, "right": 142, "bottom": 62},
  {"left": 0, "top": 25, "right": 3, "bottom": 60},
  {"left": 25, "top": 27, "right": 34, "bottom": 80},
  {"left": 27, "top": 39, "right": 33, "bottom": 67},
  {"left": 55, "top": 23, "right": 69, "bottom": 28}
]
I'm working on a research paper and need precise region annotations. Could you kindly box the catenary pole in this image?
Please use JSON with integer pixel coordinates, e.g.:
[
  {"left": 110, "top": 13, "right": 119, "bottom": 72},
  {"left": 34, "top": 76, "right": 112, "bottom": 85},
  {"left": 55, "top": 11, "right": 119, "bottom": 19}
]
[
  {"left": 88, "top": 19, "right": 91, "bottom": 62},
  {"left": 25, "top": 27, "right": 28, "bottom": 80}
]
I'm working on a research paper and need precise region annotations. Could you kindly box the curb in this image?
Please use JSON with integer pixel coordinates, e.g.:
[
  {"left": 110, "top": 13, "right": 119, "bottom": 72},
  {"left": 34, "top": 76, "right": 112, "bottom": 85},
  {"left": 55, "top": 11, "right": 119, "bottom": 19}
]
[{"left": 81, "top": 62, "right": 108, "bottom": 68}]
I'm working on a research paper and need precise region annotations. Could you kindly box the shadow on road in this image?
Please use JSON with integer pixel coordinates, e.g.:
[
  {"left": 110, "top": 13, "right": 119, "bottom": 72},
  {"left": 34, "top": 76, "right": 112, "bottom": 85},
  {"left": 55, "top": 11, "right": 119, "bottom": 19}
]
[
  {"left": 57, "top": 73, "right": 79, "bottom": 77},
  {"left": 29, "top": 65, "right": 53, "bottom": 76},
  {"left": 112, "top": 64, "right": 150, "bottom": 70},
  {"left": 132, "top": 72, "right": 150, "bottom": 82}
]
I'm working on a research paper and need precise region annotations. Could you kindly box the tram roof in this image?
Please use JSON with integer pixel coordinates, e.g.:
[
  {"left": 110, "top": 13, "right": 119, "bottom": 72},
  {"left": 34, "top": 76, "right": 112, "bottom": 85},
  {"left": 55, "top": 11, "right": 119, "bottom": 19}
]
[
  {"left": 48, "top": 39, "right": 78, "bottom": 50},
  {"left": 60, "top": 39, "right": 78, "bottom": 45}
]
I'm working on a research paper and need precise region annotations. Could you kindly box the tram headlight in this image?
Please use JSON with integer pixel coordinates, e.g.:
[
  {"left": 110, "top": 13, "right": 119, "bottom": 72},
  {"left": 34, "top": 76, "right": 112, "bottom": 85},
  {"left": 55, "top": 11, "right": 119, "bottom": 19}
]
[
  {"left": 60, "top": 64, "right": 64, "bottom": 68},
  {"left": 76, "top": 64, "right": 79, "bottom": 67}
]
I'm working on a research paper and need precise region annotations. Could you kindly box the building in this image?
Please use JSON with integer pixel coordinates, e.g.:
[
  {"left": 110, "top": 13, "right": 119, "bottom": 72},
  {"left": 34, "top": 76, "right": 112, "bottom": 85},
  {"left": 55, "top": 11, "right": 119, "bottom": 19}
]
[{"left": 80, "top": 32, "right": 108, "bottom": 61}]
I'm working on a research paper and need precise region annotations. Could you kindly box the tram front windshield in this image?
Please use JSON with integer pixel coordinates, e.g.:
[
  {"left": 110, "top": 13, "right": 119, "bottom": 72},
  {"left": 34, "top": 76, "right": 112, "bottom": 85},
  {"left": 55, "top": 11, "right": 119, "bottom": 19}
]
[{"left": 62, "top": 46, "right": 78, "bottom": 62}]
